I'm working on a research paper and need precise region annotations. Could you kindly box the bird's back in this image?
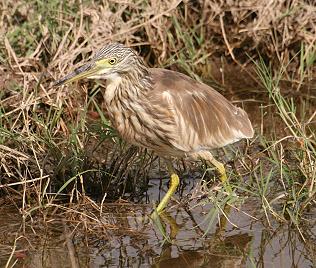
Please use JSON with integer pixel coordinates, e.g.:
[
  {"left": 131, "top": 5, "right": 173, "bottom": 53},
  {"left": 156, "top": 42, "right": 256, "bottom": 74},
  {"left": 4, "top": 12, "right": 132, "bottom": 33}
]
[{"left": 146, "top": 68, "right": 254, "bottom": 153}]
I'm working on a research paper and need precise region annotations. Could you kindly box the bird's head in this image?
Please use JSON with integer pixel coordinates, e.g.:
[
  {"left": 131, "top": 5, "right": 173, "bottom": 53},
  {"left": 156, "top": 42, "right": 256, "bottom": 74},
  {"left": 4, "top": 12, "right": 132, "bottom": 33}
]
[{"left": 54, "top": 43, "right": 142, "bottom": 86}]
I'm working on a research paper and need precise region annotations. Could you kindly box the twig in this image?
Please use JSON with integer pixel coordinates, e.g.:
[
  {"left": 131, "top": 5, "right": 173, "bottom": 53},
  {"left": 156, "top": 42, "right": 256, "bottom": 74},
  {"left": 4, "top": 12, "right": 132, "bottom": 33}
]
[
  {"left": 108, "top": 0, "right": 183, "bottom": 40},
  {"left": 219, "top": 13, "right": 236, "bottom": 62},
  {"left": 63, "top": 222, "right": 79, "bottom": 268}
]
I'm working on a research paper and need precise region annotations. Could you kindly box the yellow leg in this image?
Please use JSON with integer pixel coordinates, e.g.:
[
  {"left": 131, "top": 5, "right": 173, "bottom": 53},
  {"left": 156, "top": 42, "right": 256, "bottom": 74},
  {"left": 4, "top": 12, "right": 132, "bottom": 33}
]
[
  {"left": 159, "top": 211, "right": 180, "bottom": 239},
  {"left": 208, "top": 155, "right": 232, "bottom": 193},
  {"left": 191, "top": 151, "right": 232, "bottom": 193},
  {"left": 155, "top": 160, "right": 180, "bottom": 214},
  {"left": 215, "top": 204, "right": 231, "bottom": 236},
  {"left": 208, "top": 157, "right": 227, "bottom": 183}
]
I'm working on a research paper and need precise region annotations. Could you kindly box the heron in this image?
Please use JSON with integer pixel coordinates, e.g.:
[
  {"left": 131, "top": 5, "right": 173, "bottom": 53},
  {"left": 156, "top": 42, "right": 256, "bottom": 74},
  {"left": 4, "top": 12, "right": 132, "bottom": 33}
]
[{"left": 54, "top": 43, "right": 254, "bottom": 214}]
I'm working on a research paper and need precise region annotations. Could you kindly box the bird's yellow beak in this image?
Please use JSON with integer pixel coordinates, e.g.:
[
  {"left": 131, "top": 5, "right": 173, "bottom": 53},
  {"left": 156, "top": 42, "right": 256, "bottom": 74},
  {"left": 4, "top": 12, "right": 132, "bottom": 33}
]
[{"left": 53, "top": 61, "right": 101, "bottom": 86}]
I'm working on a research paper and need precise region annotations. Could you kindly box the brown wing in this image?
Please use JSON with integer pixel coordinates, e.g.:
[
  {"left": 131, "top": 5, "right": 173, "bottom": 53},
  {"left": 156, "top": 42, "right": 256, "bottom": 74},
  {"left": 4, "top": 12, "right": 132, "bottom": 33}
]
[{"left": 148, "top": 68, "right": 254, "bottom": 151}]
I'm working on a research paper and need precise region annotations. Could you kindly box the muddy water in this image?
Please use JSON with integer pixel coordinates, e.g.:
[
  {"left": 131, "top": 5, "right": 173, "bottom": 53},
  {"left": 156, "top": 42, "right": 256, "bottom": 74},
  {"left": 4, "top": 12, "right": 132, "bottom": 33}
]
[
  {"left": 0, "top": 176, "right": 315, "bottom": 268},
  {"left": 1, "top": 63, "right": 315, "bottom": 267}
]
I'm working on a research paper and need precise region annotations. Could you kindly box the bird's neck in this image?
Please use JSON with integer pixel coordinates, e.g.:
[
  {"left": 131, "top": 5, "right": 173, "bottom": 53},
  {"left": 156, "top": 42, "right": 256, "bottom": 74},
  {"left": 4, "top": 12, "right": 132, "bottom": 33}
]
[{"left": 104, "top": 68, "right": 152, "bottom": 104}]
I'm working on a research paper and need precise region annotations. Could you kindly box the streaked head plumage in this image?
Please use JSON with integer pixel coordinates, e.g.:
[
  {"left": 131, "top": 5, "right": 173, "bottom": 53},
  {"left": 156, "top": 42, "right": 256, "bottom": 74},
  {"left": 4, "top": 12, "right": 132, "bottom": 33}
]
[
  {"left": 54, "top": 43, "right": 143, "bottom": 86},
  {"left": 93, "top": 43, "right": 135, "bottom": 62}
]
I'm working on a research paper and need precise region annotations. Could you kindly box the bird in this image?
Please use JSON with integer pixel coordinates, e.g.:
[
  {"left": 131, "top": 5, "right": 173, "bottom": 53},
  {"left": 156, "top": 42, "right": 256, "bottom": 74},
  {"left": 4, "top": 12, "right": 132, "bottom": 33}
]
[{"left": 54, "top": 43, "right": 254, "bottom": 215}]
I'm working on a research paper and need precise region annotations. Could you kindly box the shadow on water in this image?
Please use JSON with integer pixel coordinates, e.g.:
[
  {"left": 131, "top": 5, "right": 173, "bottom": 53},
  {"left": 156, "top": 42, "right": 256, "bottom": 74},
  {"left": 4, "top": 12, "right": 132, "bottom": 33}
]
[
  {"left": 0, "top": 61, "right": 315, "bottom": 267},
  {"left": 0, "top": 176, "right": 315, "bottom": 267}
]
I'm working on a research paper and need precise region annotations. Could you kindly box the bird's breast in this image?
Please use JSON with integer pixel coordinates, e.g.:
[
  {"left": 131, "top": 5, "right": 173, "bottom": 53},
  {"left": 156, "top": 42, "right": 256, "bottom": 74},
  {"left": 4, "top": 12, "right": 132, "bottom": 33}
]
[
  {"left": 103, "top": 81, "right": 186, "bottom": 155},
  {"left": 106, "top": 106, "right": 133, "bottom": 141},
  {"left": 105, "top": 97, "right": 181, "bottom": 155}
]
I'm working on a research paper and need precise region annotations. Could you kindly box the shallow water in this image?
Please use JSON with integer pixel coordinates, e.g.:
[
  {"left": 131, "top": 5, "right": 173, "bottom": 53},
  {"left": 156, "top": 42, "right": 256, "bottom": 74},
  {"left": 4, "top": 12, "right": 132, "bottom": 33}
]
[
  {"left": 0, "top": 176, "right": 315, "bottom": 268},
  {"left": 1, "top": 64, "right": 315, "bottom": 267}
]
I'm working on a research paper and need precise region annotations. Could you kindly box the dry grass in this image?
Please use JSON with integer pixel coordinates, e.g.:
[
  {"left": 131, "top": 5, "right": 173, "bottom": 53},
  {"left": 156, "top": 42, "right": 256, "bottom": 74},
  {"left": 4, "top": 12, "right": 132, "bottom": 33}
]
[{"left": 0, "top": 0, "right": 315, "bottom": 236}]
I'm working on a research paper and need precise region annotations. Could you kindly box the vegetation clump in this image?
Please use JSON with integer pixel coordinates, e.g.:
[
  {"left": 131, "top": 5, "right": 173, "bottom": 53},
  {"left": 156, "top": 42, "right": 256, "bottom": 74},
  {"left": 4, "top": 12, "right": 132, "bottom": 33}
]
[{"left": 0, "top": 0, "right": 315, "bottom": 233}]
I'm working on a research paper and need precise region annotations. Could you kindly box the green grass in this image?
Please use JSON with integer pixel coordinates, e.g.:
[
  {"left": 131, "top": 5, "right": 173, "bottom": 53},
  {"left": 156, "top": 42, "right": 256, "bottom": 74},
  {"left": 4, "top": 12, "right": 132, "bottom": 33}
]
[
  {"left": 0, "top": 0, "right": 315, "bottom": 239},
  {"left": 0, "top": 2, "right": 316, "bottom": 267},
  {"left": 245, "top": 55, "right": 316, "bottom": 232}
]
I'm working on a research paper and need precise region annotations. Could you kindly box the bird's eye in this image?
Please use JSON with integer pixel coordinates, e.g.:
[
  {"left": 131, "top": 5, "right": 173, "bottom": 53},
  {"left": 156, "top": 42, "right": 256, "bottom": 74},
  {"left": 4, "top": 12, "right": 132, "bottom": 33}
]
[{"left": 108, "top": 58, "right": 117, "bottom": 65}]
